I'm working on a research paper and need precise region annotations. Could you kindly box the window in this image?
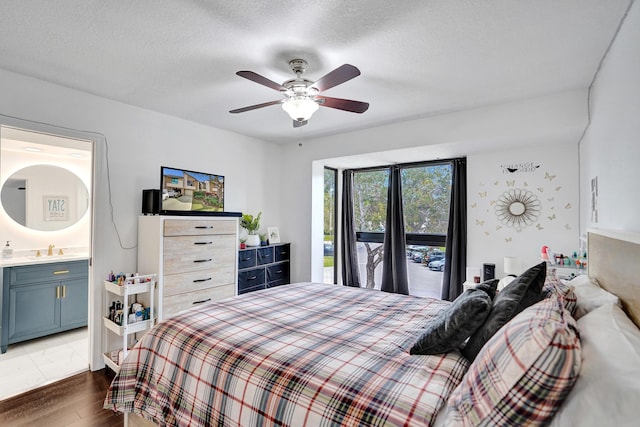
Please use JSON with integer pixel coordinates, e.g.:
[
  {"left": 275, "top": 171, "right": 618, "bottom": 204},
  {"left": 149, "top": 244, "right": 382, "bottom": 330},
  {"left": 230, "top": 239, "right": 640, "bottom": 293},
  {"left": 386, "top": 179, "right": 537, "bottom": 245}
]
[
  {"left": 351, "top": 161, "right": 453, "bottom": 297},
  {"left": 323, "top": 167, "right": 337, "bottom": 284}
]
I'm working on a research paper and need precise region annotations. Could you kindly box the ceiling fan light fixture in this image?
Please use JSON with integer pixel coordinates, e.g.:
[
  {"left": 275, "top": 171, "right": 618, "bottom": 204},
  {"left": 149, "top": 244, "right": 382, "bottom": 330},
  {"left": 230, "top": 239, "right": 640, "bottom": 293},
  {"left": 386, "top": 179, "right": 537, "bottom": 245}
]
[{"left": 282, "top": 97, "right": 319, "bottom": 122}]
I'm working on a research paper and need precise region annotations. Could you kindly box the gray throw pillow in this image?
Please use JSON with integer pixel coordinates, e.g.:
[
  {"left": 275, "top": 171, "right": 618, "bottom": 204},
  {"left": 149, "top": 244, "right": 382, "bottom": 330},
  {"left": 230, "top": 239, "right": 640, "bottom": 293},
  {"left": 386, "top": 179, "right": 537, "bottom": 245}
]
[
  {"left": 462, "top": 262, "right": 547, "bottom": 361},
  {"left": 475, "top": 278, "right": 499, "bottom": 300},
  {"left": 410, "top": 288, "right": 492, "bottom": 355}
]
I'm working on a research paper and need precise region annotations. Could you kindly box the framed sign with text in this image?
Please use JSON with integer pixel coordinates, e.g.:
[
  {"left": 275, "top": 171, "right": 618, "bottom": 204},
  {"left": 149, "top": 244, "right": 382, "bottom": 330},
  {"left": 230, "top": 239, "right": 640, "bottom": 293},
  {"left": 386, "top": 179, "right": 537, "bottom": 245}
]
[{"left": 43, "top": 195, "right": 68, "bottom": 221}]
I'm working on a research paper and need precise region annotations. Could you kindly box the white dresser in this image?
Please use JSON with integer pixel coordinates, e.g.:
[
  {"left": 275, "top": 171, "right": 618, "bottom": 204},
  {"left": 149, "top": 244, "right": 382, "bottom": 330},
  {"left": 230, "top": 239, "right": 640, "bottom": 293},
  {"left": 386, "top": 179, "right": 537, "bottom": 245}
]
[{"left": 137, "top": 215, "right": 239, "bottom": 320}]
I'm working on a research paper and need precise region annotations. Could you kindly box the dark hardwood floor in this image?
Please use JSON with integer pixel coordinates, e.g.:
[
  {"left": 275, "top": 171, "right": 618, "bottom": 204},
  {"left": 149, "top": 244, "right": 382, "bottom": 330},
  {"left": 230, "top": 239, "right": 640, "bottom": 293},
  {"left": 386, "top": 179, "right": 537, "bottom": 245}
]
[{"left": 0, "top": 369, "right": 123, "bottom": 427}]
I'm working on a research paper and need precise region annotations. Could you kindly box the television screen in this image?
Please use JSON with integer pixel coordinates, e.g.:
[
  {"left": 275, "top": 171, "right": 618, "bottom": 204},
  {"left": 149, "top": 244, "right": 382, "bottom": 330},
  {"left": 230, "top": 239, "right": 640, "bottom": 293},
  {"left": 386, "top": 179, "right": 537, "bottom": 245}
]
[{"left": 160, "top": 166, "right": 224, "bottom": 213}]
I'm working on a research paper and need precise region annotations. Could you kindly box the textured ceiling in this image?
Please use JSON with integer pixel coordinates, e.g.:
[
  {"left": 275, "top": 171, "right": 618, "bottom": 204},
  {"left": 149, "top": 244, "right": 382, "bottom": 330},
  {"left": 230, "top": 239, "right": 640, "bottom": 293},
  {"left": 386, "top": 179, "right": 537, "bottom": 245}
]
[{"left": 0, "top": 0, "right": 631, "bottom": 144}]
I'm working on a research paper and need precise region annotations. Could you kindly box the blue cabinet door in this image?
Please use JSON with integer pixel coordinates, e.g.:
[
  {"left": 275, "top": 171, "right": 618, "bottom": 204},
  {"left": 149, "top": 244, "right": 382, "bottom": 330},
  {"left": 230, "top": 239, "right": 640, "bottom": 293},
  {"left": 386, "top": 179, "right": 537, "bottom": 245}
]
[
  {"left": 8, "top": 281, "right": 60, "bottom": 342},
  {"left": 60, "top": 278, "right": 88, "bottom": 329}
]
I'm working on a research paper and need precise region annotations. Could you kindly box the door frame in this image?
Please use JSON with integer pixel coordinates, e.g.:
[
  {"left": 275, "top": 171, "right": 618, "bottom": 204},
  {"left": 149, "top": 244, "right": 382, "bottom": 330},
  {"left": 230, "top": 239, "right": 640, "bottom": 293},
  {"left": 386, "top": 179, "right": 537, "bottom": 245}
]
[{"left": 0, "top": 115, "right": 98, "bottom": 369}]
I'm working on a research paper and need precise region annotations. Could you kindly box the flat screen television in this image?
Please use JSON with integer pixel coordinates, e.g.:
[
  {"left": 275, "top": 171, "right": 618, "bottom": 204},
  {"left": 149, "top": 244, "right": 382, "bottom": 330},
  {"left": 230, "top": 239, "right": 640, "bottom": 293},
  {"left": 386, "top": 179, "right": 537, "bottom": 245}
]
[{"left": 160, "top": 166, "right": 225, "bottom": 215}]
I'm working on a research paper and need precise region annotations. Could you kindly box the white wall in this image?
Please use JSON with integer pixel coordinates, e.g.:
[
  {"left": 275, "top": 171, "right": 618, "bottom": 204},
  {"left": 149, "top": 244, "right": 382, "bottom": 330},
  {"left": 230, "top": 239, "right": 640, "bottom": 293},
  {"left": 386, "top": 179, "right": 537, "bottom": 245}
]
[
  {"left": 580, "top": 0, "right": 640, "bottom": 235},
  {"left": 281, "top": 90, "right": 588, "bottom": 283},
  {"left": 467, "top": 143, "right": 579, "bottom": 278},
  {"left": 0, "top": 68, "right": 282, "bottom": 369}
]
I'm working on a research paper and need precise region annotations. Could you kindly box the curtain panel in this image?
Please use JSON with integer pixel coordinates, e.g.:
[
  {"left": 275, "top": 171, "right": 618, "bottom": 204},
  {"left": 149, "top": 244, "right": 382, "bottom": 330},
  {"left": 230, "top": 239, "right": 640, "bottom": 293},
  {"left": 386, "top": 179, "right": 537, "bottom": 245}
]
[
  {"left": 380, "top": 165, "right": 409, "bottom": 294},
  {"left": 441, "top": 158, "right": 467, "bottom": 301},
  {"left": 340, "top": 169, "right": 361, "bottom": 287}
]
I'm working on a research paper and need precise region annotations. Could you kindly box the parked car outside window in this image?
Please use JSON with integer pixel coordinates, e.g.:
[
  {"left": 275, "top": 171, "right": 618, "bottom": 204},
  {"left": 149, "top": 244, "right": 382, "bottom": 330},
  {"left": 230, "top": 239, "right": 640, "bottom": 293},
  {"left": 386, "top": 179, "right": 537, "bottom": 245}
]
[
  {"left": 424, "top": 253, "right": 445, "bottom": 264},
  {"left": 324, "top": 242, "right": 334, "bottom": 256},
  {"left": 428, "top": 258, "right": 446, "bottom": 271}
]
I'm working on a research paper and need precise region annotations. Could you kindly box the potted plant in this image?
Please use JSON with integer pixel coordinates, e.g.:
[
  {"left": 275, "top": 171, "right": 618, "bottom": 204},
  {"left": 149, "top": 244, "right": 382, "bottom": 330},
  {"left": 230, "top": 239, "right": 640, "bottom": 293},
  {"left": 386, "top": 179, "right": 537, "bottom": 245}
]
[
  {"left": 239, "top": 237, "right": 247, "bottom": 249},
  {"left": 241, "top": 212, "right": 262, "bottom": 246},
  {"left": 259, "top": 233, "right": 268, "bottom": 246}
]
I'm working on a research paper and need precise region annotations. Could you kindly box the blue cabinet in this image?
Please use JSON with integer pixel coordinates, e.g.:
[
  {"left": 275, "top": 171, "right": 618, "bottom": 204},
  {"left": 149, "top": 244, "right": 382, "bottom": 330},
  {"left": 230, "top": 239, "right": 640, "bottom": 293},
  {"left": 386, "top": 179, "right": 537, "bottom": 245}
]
[
  {"left": 8, "top": 281, "right": 60, "bottom": 341},
  {"left": 238, "top": 243, "right": 290, "bottom": 294},
  {"left": 1, "top": 260, "right": 88, "bottom": 353}
]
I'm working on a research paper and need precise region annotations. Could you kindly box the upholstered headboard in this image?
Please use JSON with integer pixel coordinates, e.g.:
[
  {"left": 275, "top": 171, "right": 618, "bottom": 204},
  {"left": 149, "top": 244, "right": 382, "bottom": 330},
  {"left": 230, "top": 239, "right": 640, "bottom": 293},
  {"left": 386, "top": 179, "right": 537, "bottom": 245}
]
[{"left": 588, "top": 228, "right": 640, "bottom": 328}]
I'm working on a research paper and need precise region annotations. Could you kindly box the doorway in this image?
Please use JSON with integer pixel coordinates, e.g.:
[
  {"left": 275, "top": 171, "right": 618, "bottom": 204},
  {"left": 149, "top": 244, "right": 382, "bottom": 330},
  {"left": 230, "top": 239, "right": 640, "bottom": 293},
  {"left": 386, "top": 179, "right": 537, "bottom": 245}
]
[{"left": 0, "top": 123, "right": 94, "bottom": 399}]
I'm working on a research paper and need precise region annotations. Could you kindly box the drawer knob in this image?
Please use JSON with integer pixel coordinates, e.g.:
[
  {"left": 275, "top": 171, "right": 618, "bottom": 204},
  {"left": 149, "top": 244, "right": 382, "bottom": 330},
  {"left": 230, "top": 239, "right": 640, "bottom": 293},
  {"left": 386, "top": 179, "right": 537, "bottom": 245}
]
[
  {"left": 195, "top": 225, "right": 213, "bottom": 229},
  {"left": 53, "top": 270, "right": 70, "bottom": 275},
  {"left": 194, "top": 241, "right": 213, "bottom": 245},
  {"left": 193, "top": 277, "right": 212, "bottom": 283},
  {"left": 194, "top": 258, "right": 212, "bottom": 263},
  {"left": 248, "top": 276, "right": 257, "bottom": 280},
  {"left": 192, "top": 298, "right": 211, "bottom": 305}
]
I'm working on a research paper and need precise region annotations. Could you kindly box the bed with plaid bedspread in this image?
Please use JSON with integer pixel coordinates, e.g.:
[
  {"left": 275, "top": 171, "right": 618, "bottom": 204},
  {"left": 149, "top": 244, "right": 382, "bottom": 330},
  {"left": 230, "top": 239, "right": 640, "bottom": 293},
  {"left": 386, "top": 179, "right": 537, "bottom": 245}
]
[{"left": 104, "top": 282, "right": 469, "bottom": 426}]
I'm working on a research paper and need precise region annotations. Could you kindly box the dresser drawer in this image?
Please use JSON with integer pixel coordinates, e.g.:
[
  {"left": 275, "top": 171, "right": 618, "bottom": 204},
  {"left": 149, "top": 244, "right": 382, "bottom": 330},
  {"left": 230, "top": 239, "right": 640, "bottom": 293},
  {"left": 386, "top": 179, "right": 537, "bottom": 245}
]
[
  {"left": 257, "top": 247, "right": 273, "bottom": 265},
  {"left": 238, "top": 249, "right": 256, "bottom": 269},
  {"left": 162, "top": 284, "right": 235, "bottom": 319},
  {"left": 274, "top": 243, "right": 291, "bottom": 262},
  {"left": 238, "top": 268, "right": 265, "bottom": 292},
  {"left": 163, "top": 234, "right": 235, "bottom": 275},
  {"left": 164, "top": 219, "right": 236, "bottom": 237},
  {"left": 163, "top": 268, "right": 235, "bottom": 297},
  {"left": 266, "top": 263, "right": 289, "bottom": 283}
]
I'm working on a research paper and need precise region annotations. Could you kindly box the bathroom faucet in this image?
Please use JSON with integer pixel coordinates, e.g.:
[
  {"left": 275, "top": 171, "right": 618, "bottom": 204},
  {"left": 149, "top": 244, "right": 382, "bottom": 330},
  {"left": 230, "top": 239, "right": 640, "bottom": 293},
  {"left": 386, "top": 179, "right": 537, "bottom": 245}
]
[{"left": 48, "top": 244, "right": 55, "bottom": 256}]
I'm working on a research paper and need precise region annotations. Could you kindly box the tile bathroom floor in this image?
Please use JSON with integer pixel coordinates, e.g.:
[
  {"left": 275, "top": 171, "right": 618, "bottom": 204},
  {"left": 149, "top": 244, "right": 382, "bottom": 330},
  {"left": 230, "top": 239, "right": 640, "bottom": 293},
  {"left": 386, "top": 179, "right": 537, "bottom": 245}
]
[{"left": 0, "top": 327, "right": 88, "bottom": 401}]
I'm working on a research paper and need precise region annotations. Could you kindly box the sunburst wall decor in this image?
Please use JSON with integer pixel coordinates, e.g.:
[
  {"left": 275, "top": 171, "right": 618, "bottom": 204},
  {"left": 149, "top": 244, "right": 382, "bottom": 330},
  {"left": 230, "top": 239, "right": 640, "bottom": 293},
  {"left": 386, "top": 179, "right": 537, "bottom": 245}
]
[{"left": 494, "top": 188, "right": 541, "bottom": 231}]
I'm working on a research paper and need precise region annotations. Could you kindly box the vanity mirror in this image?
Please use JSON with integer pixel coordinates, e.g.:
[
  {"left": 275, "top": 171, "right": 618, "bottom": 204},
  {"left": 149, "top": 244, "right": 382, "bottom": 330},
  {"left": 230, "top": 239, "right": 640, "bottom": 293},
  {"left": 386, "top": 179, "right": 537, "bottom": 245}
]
[{"left": 1, "top": 165, "right": 89, "bottom": 231}]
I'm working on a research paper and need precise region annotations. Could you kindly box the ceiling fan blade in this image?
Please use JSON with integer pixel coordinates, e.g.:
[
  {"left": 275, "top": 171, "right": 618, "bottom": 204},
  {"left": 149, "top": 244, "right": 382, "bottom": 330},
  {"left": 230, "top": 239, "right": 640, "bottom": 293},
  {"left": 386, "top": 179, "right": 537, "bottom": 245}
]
[
  {"left": 236, "top": 71, "right": 287, "bottom": 92},
  {"left": 310, "top": 64, "right": 361, "bottom": 92},
  {"left": 316, "top": 96, "right": 369, "bottom": 114},
  {"left": 229, "top": 99, "right": 283, "bottom": 114},
  {"left": 293, "top": 120, "right": 308, "bottom": 128}
]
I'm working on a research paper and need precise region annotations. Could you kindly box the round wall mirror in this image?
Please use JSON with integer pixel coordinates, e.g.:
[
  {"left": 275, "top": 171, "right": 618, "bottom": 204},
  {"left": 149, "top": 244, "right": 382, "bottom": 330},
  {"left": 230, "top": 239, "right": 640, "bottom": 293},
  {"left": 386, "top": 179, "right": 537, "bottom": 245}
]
[
  {"left": 494, "top": 188, "right": 541, "bottom": 231},
  {"left": 508, "top": 201, "right": 526, "bottom": 216},
  {"left": 1, "top": 165, "right": 89, "bottom": 231}
]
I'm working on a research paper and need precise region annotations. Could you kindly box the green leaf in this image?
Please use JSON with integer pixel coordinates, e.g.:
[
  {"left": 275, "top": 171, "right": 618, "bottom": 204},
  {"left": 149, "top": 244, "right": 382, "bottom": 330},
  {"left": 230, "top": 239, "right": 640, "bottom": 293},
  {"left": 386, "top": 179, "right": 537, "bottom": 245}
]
[{"left": 241, "top": 211, "right": 262, "bottom": 234}]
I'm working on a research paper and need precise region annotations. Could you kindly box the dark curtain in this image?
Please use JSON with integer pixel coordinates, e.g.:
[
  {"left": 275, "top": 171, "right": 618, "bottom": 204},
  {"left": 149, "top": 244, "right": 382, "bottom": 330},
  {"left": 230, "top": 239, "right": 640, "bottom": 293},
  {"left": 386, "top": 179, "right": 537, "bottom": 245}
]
[
  {"left": 441, "top": 158, "right": 467, "bottom": 301},
  {"left": 341, "top": 169, "right": 361, "bottom": 287},
  {"left": 380, "top": 166, "right": 409, "bottom": 295}
]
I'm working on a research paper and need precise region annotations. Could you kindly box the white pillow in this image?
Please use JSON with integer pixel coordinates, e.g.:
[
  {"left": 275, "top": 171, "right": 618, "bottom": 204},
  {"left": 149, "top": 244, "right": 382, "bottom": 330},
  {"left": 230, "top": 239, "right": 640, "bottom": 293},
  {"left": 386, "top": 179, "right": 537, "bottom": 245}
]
[
  {"left": 548, "top": 303, "right": 640, "bottom": 427},
  {"left": 562, "top": 275, "right": 620, "bottom": 318}
]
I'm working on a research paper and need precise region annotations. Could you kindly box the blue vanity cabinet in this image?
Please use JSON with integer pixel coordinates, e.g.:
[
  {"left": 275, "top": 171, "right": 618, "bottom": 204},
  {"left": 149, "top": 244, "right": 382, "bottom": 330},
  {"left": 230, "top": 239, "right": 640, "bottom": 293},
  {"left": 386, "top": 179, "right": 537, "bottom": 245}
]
[{"left": 1, "top": 260, "right": 88, "bottom": 353}]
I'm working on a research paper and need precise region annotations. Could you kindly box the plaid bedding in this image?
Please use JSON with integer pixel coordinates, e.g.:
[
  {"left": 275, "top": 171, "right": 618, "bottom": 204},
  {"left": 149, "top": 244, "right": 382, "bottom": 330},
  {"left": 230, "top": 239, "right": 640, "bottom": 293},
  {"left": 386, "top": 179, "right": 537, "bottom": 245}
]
[{"left": 104, "top": 282, "right": 469, "bottom": 426}]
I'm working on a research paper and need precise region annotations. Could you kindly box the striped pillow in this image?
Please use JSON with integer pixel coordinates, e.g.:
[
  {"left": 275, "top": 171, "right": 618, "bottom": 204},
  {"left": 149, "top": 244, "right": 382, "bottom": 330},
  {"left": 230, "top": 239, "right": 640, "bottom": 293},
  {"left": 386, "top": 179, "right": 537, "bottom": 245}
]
[
  {"left": 446, "top": 294, "right": 581, "bottom": 426},
  {"left": 542, "top": 276, "right": 577, "bottom": 315}
]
